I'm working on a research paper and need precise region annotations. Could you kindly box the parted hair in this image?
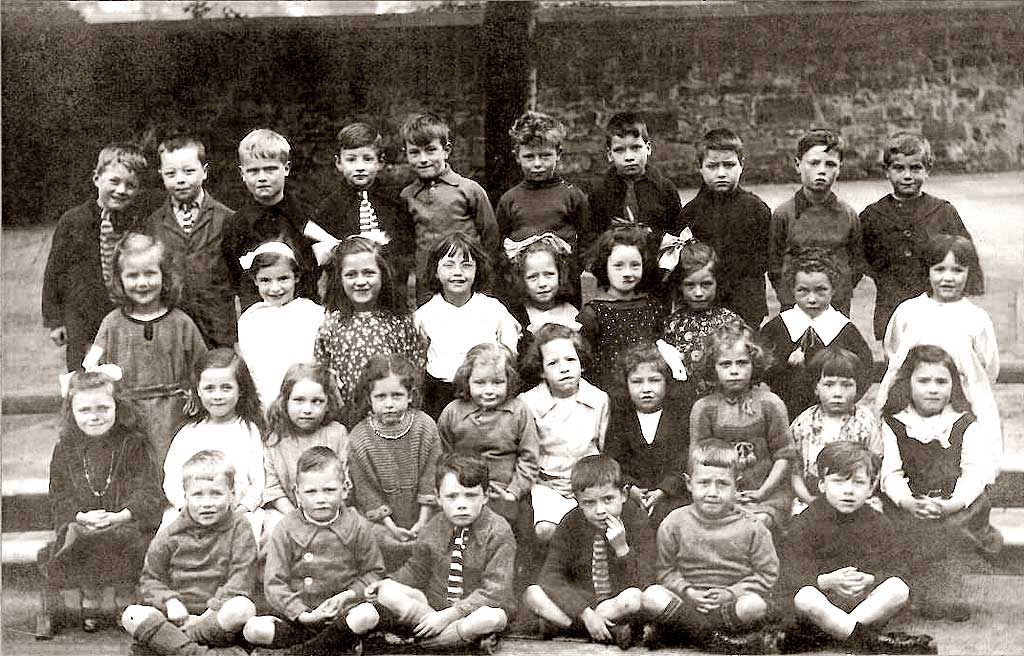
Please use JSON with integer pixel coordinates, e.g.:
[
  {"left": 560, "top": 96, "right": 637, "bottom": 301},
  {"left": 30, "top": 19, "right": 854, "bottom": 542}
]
[
  {"left": 188, "top": 348, "right": 265, "bottom": 433},
  {"left": 111, "top": 232, "right": 183, "bottom": 311},
  {"left": 296, "top": 445, "right": 344, "bottom": 480},
  {"left": 182, "top": 449, "right": 236, "bottom": 490},
  {"left": 882, "top": 344, "right": 971, "bottom": 416},
  {"left": 925, "top": 234, "right": 984, "bottom": 297},
  {"left": 336, "top": 122, "right": 383, "bottom": 155},
  {"left": 816, "top": 441, "right": 879, "bottom": 481},
  {"left": 158, "top": 136, "right": 208, "bottom": 165},
  {"left": 512, "top": 238, "right": 576, "bottom": 308},
  {"left": 354, "top": 353, "right": 422, "bottom": 419},
  {"left": 323, "top": 236, "right": 408, "bottom": 315},
  {"left": 452, "top": 343, "right": 521, "bottom": 401},
  {"left": 95, "top": 143, "right": 148, "bottom": 177},
  {"left": 265, "top": 362, "right": 345, "bottom": 446},
  {"left": 665, "top": 240, "right": 719, "bottom": 305},
  {"left": 435, "top": 453, "right": 490, "bottom": 492},
  {"left": 587, "top": 226, "right": 659, "bottom": 294}
]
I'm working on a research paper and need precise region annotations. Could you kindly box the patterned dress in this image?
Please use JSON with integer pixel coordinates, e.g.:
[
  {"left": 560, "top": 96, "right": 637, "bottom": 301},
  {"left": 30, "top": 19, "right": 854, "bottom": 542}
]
[
  {"left": 662, "top": 306, "right": 745, "bottom": 395},
  {"left": 578, "top": 294, "right": 666, "bottom": 395}
]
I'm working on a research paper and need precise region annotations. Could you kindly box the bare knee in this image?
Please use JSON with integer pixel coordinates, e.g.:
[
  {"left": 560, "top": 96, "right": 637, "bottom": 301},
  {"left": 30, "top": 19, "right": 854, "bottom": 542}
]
[
  {"left": 535, "top": 522, "right": 557, "bottom": 543},
  {"left": 472, "top": 607, "right": 508, "bottom": 634},
  {"left": 242, "top": 616, "right": 277, "bottom": 646},
  {"left": 522, "top": 585, "right": 547, "bottom": 613},
  {"left": 642, "top": 585, "right": 674, "bottom": 616},
  {"left": 876, "top": 577, "right": 910, "bottom": 606},
  {"left": 617, "top": 587, "right": 643, "bottom": 615},
  {"left": 121, "top": 604, "right": 162, "bottom": 636},
  {"left": 735, "top": 593, "right": 767, "bottom": 622},
  {"left": 346, "top": 602, "right": 380, "bottom": 635},
  {"left": 217, "top": 596, "right": 256, "bottom": 631},
  {"left": 793, "top": 586, "right": 825, "bottom": 614}
]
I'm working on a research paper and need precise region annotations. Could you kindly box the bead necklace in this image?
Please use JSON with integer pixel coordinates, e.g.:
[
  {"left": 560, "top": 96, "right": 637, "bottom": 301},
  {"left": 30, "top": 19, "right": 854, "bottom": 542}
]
[
  {"left": 83, "top": 450, "right": 116, "bottom": 498},
  {"left": 369, "top": 412, "right": 413, "bottom": 440}
]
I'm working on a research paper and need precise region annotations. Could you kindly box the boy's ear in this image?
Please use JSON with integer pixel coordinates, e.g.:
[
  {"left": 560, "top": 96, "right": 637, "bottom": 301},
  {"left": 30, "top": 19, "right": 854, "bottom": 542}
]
[
  {"left": 683, "top": 472, "right": 692, "bottom": 493},
  {"left": 283, "top": 161, "right": 292, "bottom": 176},
  {"left": 606, "top": 148, "right": 614, "bottom": 163},
  {"left": 817, "top": 477, "right": 827, "bottom": 496}
]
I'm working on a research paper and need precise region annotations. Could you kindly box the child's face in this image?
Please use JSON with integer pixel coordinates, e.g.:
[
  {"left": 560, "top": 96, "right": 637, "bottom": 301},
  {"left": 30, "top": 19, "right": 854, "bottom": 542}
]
[
  {"left": 287, "top": 379, "right": 328, "bottom": 433},
  {"left": 885, "top": 152, "right": 929, "bottom": 199},
  {"left": 239, "top": 153, "right": 289, "bottom": 205},
  {"left": 715, "top": 341, "right": 752, "bottom": 396},
  {"left": 928, "top": 251, "right": 968, "bottom": 303},
  {"left": 184, "top": 475, "right": 234, "bottom": 527},
  {"left": 335, "top": 146, "right": 382, "bottom": 189},
  {"left": 795, "top": 145, "right": 841, "bottom": 195},
  {"left": 198, "top": 367, "right": 240, "bottom": 423},
  {"left": 160, "top": 146, "right": 208, "bottom": 205},
  {"left": 406, "top": 138, "right": 450, "bottom": 180},
  {"left": 698, "top": 149, "right": 742, "bottom": 193},
  {"left": 522, "top": 250, "right": 560, "bottom": 309},
  {"left": 576, "top": 482, "right": 627, "bottom": 531},
  {"left": 818, "top": 464, "right": 874, "bottom": 514},
  {"left": 295, "top": 464, "right": 345, "bottom": 522},
  {"left": 516, "top": 144, "right": 560, "bottom": 183},
  {"left": 468, "top": 362, "right": 508, "bottom": 410},
  {"left": 254, "top": 261, "right": 296, "bottom": 307},
  {"left": 93, "top": 163, "right": 140, "bottom": 212},
  {"left": 627, "top": 362, "right": 667, "bottom": 414},
  {"left": 679, "top": 263, "right": 716, "bottom": 311},
  {"left": 369, "top": 373, "right": 411, "bottom": 426},
  {"left": 71, "top": 388, "right": 116, "bottom": 437},
  {"left": 339, "top": 251, "right": 382, "bottom": 311},
  {"left": 816, "top": 375, "right": 858, "bottom": 416},
  {"left": 686, "top": 462, "right": 737, "bottom": 519},
  {"left": 437, "top": 472, "right": 487, "bottom": 527},
  {"left": 606, "top": 244, "right": 643, "bottom": 296},
  {"left": 120, "top": 249, "right": 163, "bottom": 313},
  {"left": 436, "top": 249, "right": 477, "bottom": 303},
  {"left": 606, "top": 134, "right": 651, "bottom": 178},
  {"left": 909, "top": 361, "right": 953, "bottom": 417},
  {"left": 793, "top": 270, "right": 833, "bottom": 317},
  {"left": 540, "top": 337, "right": 582, "bottom": 398}
]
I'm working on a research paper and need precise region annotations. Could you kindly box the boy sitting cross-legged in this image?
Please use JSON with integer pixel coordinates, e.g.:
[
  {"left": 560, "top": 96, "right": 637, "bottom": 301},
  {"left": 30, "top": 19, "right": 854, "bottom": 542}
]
[
  {"left": 778, "top": 441, "right": 936, "bottom": 654},
  {"left": 523, "top": 454, "right": 654, "bottom": 650},
  {"left": 121, "top": 450, "right": 257, "bottom": 655},
  {"left": 243, "top": 446, "right": 383, "bottom": 655},
  {"left": 365, "top": 454, "right": 514, "bottom": 652},
  {"left": 641, "top": 440, "right": 780, "bottom": 654}
]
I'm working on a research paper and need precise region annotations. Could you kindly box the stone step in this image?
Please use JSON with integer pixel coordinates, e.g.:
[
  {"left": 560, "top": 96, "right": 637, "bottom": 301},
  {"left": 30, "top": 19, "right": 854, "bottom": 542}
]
[{"left": 1, "top": 530, "right": 51, "bottom": 565}]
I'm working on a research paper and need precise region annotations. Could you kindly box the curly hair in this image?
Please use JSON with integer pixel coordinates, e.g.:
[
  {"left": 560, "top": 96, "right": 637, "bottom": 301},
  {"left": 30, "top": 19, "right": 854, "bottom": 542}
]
[
  {"left": 509, "top": 110, "right": 567, "bottom": 150},
  {"left": 60, "top": 370, "right": 144, "bottom": 441},
  {"left": 782, "top": 245, "right": 840, "bottom": 293},
  {"left": 882, "top": 345, "right": 970, "bottom": 416},
  {"left": 424, "top": 232, "right": 493, "bottom": 298},
  {"left": 353, "top": 353, "right": 422, "bottom": 420},
  {"left": 882, "top": 132, "right": 933, "bottom": 169},
  {"left": 452, "top": 343, "right": 521, "bottom": 402},
  {"left": 111, "top": 232, "right": 183, "bottom": 312},
  {"left": 586, "top": 226, "right": 659, "bottom": 294},
  {"left": 520, "top": 322, "right": 592, "bottom": 387},
  {"left": 618, "top": 343, "right": 671, "bottom": 385},
  {"left": 188, "top": 348, "right": 265, "bottom": 434},
  {"left": 512, "top": 239, "right": 575, "bottom": 308},
  {"left": 322, "top": 236, "right": 408, "bottom": 315},
  {"left": 694, "top": 322, "right": 771, "bottom": 388},
  {"left": 265, "top": 362, "right": 345, "bottom": 446}
]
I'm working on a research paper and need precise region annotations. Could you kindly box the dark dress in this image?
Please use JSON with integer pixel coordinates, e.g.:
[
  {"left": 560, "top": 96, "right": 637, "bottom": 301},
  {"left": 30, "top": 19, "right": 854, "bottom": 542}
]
[{"left": 578, "top": 295, "right": 667, "bottom": 396}]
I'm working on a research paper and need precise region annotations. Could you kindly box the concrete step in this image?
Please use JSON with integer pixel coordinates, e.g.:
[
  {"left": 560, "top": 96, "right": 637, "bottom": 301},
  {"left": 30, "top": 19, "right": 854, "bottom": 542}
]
[{"left": 1, "top": 530, "right": 51, "bottom": 565}]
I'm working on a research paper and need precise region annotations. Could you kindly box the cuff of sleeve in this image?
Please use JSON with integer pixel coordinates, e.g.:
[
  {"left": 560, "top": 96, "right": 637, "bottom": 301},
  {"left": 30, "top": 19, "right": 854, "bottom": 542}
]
[
  {"left": 450, "top": 601, "right": 473, "bottom": 618},
  {"left": 416, "top": 494, "right": 436, "bottom": 506},
  {"left": 365, "top": 505, "right": 392, "bottom": 523},
  {"left": 284, "top": 600, "right": 308, "bottom": 623}
]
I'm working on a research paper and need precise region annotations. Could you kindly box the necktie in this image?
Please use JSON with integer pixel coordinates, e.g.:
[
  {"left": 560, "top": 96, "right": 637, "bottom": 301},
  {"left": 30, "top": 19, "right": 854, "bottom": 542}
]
[
  {"left": 592, "top": 534, "right": 612, "bottom": 598},
  {"left": 359, "top": 191, "right": 380, "bottom": 233},
  {"left": 799, "top": 326, "right": 822, "bottom": 354},
  {"left": 98, "top": 209, "right": 120, "bottom": 298},
  {"left": 177, "top": 201, "right": 197, "bottom": 234},
  {"left": 446, "top": 527, "right": 468, "bottom": 603},
  {"left": 623, "top": 180, "right": 640, "bottom": 224}
]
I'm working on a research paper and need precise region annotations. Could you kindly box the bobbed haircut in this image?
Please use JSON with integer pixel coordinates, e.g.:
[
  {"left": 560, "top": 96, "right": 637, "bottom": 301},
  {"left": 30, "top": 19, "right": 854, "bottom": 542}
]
[
  {"left": 452, "top": 343, "right": 520, "bottom": 401},
  {"left": 696, "top": 127, "right": 745, "bottom": 164},
  {"left": 111, "top": 232, "right": 183, "bottom": 311},
  {"left": 882, "top": 132, "right": 934, "bottom": 168},
  {"left": 924, "top": 234, "right": 984, "bottom": 297},
  {"left": 882, "top": 344, "right": 971, "bottom": 416},
  {"left": 570, "top": 454, "right": 623, "bottom": 495},
  {"left": 783, "top": 245, "right": 841, "bottom": 292},
  {"left": 587, "top": 226, "right": 659, "bottom": 294},
  {"left": 435, "top": 452, "right": 490, "bottom": 492},
  {"left": 424, "top": 232, "right": 492, "bottom": 297},
  {"left": 336, "top": 122, "right": 383, "bottom": 154},
  {"left": 816, "top": 440, "right": 879, "bottom": 481},
  {"left": 265, "top": 362, "right": 345, "bottom": 446},
  {"left": 323, "top": 236, "right": 407, "bottom": 315},
  {"left": 157, "top": 136, "right": 208, "bottom": 165},
  {"left": 354, "top": 353, "right": 422, "bottom": 419},
  {"left": 521, "top": 322, "right": 592, "bottom": 383},
  {"left": 182, "top": 449, "right": 236, "bottom": 490},
  {"left": 509, "top": 110, "right": 567, "bottom": 150},
  {"left": 238, "top": 128, "right": 290, "bottom": 162},
  {"left": 189, "top": 347, "right": 265, "bottom": 433},
  {"left": 689, "top": 439, "right": 739, "bottom": 476},
  {"left": 248, "top": 243, "right": 300, "bottom": 281},
  {"left": 512, "top": 239, "right": 575, "bottom": 308},
  {"left": 400, "top": 113, "right": 451, "bottom": 148},
  {"left": 296, "top": 445, "right": 344, "bottom": 480},
  {"left": 695, "top": 322, "right": 771, "bottom": 387},
  {"left": 604, "top": 112, "right": 650, "bottom": 148},
  {"left": 60, "top": 370, "right": 143, "bottom": 441},
  {"left": 810, "top": 346, "right": 867, "bottom": 399},
  {"left": 618, "top": 343, "right": 671, "bottom": 383},
  {"left": 95, "top": 143, "right": 148, "bottom": 177},
  {"left": 796, "top": 128, "right": 844, "bottom": 161}
]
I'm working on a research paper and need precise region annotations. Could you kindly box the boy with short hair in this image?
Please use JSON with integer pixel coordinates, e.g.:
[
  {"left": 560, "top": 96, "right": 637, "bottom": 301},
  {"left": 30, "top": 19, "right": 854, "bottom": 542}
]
[
  {"left": 524, "top": 454, "right": 653, "bottom": 649},
  {"left": 243, "top": 446, "right": 383, "bottom": 654},
  {"left": 313, "top": 122, "right": 414, "bottom": 290},
  {"left": 399, "top": 113, "right": 500, "bottom": 304},
  {"left": 768, "top": 128, "right": 866, "bottom": 315},
  {"left": 585, "top": 112, "right": 681, "bottom": 247},
  {"left": 366, "top": 454, "right": 514, "bottom": 652},
  {"left": 861, "top": 132, "right": 977, "bottom": 339},
  {"left": 146, "top": 136, "right": 237, "bottom": 347},
  {"left": 42, "top": 143, "right": 148, "bottom": 371},
  {"left": 121, "top": 450, "right": 257, "bottom": 655},
  {"left": 678, "top": 128, "right": 771, "bottom": 327},
  {"left": 642, "top": 441, "right": 779, "bottom": 653},
  {"left": 778, "top": 441, "right": 936, "bottom": 654}
]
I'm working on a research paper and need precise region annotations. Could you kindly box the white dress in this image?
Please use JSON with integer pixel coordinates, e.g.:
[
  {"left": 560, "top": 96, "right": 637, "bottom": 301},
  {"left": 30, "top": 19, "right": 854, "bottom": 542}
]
[{"left": 415, "top": 292, "right": 521, "bottom": 381}]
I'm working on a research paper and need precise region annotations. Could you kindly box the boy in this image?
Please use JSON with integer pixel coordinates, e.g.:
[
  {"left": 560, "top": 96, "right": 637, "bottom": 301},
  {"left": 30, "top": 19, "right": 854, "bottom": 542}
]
[
  {"left": 861, "top": 133, "right": 977, "bottom": 339},
  {"left": 399, "top": 113, "right": 500, "bottom": 305},
  {"left": 523, "top": 454, "right": 653, "bottom": 649},
  {"left": 146, "top": 136, "right": 237, "bottom": 347},
  {"left": 642, "top": 441, "right": 779, "bottom": 653},
  {"left": 768, "top": 128, "right": 866, "bottom": 315},
  {"left": 221, "top": 128, "right": 322, "bottom": 311},
  {"left": 243, "top": 446, "right": 383, "bottom": 654},
  {"left": 121, "top": 451, "right": 257, "bottom": 655},
  {"left": 42, "top": 143, "right": 148, "bottom": 371},
  {"left": 778, "top": 441, "right": 936, "bottom": 654},
  {"left": 585, "top": 112, "right": 681, "bottom": 247},
  {"left": 312, "top": 122, "right": 414, "bottom": 291},
  {"left": 366, "top": 454, "right": 514, "bottom": 652},
  {"left": 678, "top": 128, "right": 771, "bottom": 327}
]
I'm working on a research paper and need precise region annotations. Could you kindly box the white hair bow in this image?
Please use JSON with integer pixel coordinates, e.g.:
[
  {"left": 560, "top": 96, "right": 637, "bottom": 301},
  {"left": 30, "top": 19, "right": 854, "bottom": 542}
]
[
  {"left": 657, "top": 227, "right": 696, "bottom": 272},
  {"left": 58, "top": 363, "right": 124, "bottom": 398},
  {"left": 655, "top": 339, "right": 688, "bottom": 381},
  {"left": 239, "top": 241, "right": 296, "bottom": 271},
  {"left": 503, "top": 232, "right": 573, "bottom": 261}
]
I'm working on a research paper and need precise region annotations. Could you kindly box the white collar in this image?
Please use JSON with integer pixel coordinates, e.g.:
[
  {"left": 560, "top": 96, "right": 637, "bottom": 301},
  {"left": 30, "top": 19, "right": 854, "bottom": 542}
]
[
  {"left": 779, "top": 306, "right": 849, "bottom": 345},
  {"left": 893, "top": 406, "right": 966, "bottom": 447}
]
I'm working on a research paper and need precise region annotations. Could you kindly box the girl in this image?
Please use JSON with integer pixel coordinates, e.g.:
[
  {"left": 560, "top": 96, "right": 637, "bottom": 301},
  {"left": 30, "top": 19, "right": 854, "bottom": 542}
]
[
  {"left": 415, "top": 233, "right": 521, "bottom": 418},
  {"left": 314, "top": 236, "right": 426, "bottom": 421},
  {"left": 237, "top": 241, "right": 326, "bottom": 409},
  {"left": 40, "top": 370, "right": 163, "bottom": 635},
  {"left": 262, "top": 362, "right": 350, "bottom": 538},
  {"left": 512, "top": 236, "right": 581, "bottom": 335},
  {"left": 880, "top": 345, "right": 1002, "bottom": 620},
  {"left": 789, "top": 347, "right": 881, "bottom": 513},
  {"left": 876, "top": 235, "right": 1000, "bottom": 432},
  {"left": 604, "top": 343, "right": 691, "bottom": 523},
  {"left": 760, "top": 247, "right": 872, "bottom": 419},
  {"left": 346, "top": 354, "right": 441, "bottom": 569},
  {"left": 437, "top": 343, "right": 540, "bottom": 526},
  {"left": 689, "top": 323, "right": 797, "bottom": 529},
  {"left": 579, "top": 226, "right": 666, "bottom": 394},
  {"left": 661, "top": 241, "right": 745, "bottom": 389},
  {"left": 85, "top": 232, "right": 207, "bottom": 465},
  {"left": 519, "top": 323, "right": 609, "bottom": 542},
  {"left": 162, "top": 348, "right": 266, "bottom": 540}
]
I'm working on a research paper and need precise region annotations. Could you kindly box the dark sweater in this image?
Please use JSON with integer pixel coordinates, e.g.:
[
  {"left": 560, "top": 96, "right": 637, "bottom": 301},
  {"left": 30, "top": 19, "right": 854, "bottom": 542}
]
[
  {"left": 584, "top": 164, "right": 681, "bottom": 249},
  {"left": 604, "top": 395, "right": 691, "bottom": 503},
  {"left": 496, "top": 177, "right": 589, "bottom": 250}
]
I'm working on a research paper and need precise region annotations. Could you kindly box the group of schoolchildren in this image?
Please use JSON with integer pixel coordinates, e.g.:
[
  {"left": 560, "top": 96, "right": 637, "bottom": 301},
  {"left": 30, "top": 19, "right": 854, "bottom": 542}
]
[{"left": 38, "top": 108, "right": 1004, "bottom": 655}]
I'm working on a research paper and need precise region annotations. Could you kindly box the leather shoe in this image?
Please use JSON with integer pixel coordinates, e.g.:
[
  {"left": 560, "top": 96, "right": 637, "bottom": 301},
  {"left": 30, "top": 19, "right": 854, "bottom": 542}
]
[
  {"left": 705, "top": 629, "right": 782, "bottom": 654},
  {"left": 858, "top": 631, "right": 938, "bottom": 654}
]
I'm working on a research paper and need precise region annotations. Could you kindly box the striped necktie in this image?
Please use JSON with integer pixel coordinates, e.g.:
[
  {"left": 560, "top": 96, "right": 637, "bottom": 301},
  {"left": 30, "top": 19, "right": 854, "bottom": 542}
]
[
  {"left": 98, "top": 209, "right": 120, "bottom": 298},
  {"left": 592, "top": 534, "right": 612, "bottom": 598},
  {"left": 359, "top": 190, "right": 380, "bottom": 234},
  {"left": 446, "top": 527, "right": 469, "bottom": 603}
]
